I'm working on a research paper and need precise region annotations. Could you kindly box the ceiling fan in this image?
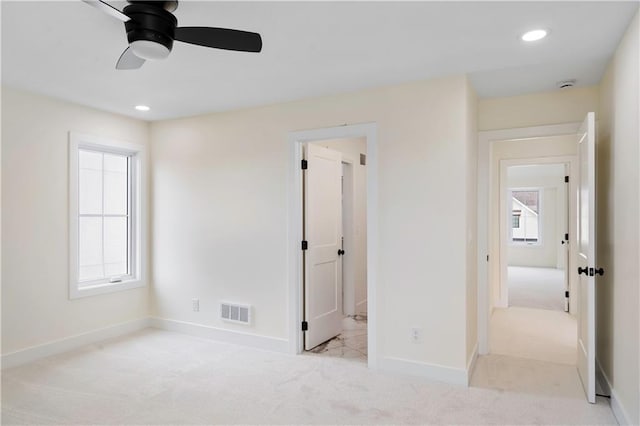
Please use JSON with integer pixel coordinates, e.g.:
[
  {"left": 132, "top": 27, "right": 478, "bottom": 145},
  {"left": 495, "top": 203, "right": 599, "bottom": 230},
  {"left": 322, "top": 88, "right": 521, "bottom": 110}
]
[{"left": 82, "top": 0, "right": 262, "bottom": 70}]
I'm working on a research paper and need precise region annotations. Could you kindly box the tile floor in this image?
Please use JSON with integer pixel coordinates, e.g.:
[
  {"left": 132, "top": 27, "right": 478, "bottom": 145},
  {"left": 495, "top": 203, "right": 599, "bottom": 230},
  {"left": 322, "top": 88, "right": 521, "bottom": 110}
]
[{"left": 305, "top": 315, "right": 367, "bottom": 362}]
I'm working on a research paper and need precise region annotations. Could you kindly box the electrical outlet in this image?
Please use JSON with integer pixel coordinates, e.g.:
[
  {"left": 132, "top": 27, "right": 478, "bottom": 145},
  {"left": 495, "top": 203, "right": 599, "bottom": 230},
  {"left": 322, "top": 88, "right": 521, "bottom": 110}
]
[
  {"left": 192, "top": 298, "right": 199, "bottom": 312},
  {"left": 411, "top": 327, "right": 421, "bottom": 343}
]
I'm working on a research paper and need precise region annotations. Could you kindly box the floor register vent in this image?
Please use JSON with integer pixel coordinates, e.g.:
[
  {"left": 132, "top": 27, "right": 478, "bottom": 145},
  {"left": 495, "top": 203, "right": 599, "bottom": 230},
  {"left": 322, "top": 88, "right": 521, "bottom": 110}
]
[{"left": 220, "top": 302, "right": 251, "bottom": 325}]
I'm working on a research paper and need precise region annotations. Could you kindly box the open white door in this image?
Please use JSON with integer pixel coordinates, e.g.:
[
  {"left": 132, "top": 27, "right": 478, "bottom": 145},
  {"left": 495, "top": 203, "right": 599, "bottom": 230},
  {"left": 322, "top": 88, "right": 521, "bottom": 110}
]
[
  {"left": 576, "top": 112, "right": 598, "bottom": 403},
  {"left": 304, "top": 144, "right": 343, "bottom": 350}
]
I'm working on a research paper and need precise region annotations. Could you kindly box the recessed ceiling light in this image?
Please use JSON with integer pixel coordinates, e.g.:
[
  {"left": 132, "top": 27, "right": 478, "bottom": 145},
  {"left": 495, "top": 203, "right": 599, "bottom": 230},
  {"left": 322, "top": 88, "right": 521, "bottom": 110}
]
[
  {"left": 521, "top": 29, "right": 548, "bottom": 42},
  {"left": 135, "top": 105, "right": 150, "bottom": 112}
]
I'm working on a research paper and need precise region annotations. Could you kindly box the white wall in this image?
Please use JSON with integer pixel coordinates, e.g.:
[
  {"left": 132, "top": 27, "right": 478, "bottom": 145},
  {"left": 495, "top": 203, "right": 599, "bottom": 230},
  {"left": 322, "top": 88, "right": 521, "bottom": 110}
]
[
  {"left": 150, "top": 75, "right": 477, "bottom": 372},
  {"left": 507, "top": 169, "right": 565, "bottom": 269},
  {"left": 313, "top": 138, "right": 367, "bottom": 315},
  {"left": 1, "top": 87, "right": 150, "bottom": 355},
  {"left": 596, "top": 11, "right": 639, "bottom": 425}
]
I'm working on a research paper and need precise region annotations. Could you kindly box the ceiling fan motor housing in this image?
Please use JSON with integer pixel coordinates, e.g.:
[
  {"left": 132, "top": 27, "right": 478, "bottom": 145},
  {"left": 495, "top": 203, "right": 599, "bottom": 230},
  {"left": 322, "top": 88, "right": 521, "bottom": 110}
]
[{"left": 123, "top": 3, "right": 178, "bottom": 54}]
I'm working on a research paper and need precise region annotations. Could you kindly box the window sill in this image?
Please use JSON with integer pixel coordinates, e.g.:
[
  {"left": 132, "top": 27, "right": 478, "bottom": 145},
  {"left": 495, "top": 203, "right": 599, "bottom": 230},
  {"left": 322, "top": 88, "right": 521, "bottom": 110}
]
[{"left": 70, "top": 279, "right": 145, "bottom": 300}]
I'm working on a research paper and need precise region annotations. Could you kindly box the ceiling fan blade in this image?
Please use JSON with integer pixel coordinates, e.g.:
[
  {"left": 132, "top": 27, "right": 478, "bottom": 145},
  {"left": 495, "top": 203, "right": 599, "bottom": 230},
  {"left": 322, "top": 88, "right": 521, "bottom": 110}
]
[
  {"left": 174, "top": 27, "right": 262, "bottom": 53},
  {"left": 116, "top": 47, "right": 145, "bottom": 70},
  {"left": 82, "top": 0, "right": 130, "bottom": 22}
]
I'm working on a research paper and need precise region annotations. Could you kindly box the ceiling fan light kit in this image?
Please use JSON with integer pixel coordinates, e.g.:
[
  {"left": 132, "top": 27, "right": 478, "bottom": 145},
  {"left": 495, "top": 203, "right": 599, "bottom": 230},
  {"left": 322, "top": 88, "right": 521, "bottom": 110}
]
[{"left": 82, "top": 0, "right": 262, "bottom": 70}]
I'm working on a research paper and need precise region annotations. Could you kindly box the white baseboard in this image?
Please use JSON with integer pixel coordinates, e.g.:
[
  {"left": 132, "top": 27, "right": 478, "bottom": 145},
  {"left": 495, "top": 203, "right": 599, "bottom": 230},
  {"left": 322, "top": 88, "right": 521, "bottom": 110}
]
[
  {"left": 378, "top": 356, "right": 468, "bottom": 386},
  {"left": 150, "top": 317, "right": 289, "bottom": 354},
  {"left": 466, "top": 342, "right": 479, "bottom": 385},
  {"left": 596, "top": 358, "right": 632, "bottom": 425},
  {"left": 1, "top": 318, "right": 151, "bottom": 370}
]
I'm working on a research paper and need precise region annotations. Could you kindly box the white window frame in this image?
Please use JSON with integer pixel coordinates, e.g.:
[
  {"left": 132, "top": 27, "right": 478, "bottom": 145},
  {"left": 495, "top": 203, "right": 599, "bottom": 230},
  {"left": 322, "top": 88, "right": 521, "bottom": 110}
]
[
  {"left": 508, "top": 187, "right": 543, "bottom": 247},
  {"left": 69, "top": 132, "right": 146, "bottom": 299}
]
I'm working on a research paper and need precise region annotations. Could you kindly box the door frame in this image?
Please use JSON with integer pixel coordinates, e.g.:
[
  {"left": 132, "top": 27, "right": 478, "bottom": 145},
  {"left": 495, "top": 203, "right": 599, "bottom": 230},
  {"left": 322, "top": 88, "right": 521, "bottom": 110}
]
[
  {"left": 498, "top": 157, "right": 576, "bottom": 311},
  {"left": 477, "top": 122, "right": 581, "bottom": 355},
  {"left": 340, "top": 158, "right": 356, "bottom": 316},
  {"left": 287, "top": 123, "right": 378, "bottom": 368}
]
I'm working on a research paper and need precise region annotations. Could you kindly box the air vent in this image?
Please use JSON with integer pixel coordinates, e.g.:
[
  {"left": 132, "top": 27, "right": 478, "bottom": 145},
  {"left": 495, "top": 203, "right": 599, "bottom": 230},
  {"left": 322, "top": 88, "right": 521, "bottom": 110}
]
[{"left": 220, "top": 302, "right": 251, "bottom": 325}]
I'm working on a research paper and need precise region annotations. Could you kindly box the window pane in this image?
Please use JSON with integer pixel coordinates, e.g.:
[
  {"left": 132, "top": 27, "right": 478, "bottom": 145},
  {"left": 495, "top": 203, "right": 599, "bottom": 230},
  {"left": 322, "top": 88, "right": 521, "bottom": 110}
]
[
  {"left": 104, "top": 154, "right": 128, "bottom": 215},
  {"left": 511, "top": 190, "right": 540, "bottom": 243},
  {"left": 79, "top": 150, "right": 103, "bottom": 215},
  {"left": 79, "top": 217, "right": 103, "bottom": 281},
  {"left": 104, "top": 216, "right": 128, "bottom": 276}
]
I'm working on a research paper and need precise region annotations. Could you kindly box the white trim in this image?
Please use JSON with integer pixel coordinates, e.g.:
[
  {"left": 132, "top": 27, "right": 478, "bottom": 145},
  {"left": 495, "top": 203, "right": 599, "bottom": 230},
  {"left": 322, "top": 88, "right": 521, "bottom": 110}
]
[
  {"left": 596, "top": 358, "right": 632, "bottom": 425},
  {"left": 150, "top": 317, "right": 289, "bottom": 354},
  {"left": 68, "top": 132, "right": 148, "bottom": 299},
  {"left": 1, "top": 318, "right": 150, "bottom": 369},
  {"left": 466, "top": 342, "right": 479, "bottom": 385},
  {"left": 477, "top": 122, "right": 581, "bottom": 355},
  {"left": 287, "top": 123, "right": 378, "bottom": 369},
  {"left": 378, "top": 357, "right": 468, "bottom": 386}
]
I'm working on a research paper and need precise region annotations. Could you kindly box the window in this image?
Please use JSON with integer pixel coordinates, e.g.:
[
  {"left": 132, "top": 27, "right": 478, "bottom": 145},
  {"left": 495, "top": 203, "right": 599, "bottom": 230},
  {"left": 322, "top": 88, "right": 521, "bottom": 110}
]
[
  {"left": 510, "top": 189, "right": 540, "bottom": 245},
  {"left": 69, "top": 133, "right": 145, "bottom": 299}
]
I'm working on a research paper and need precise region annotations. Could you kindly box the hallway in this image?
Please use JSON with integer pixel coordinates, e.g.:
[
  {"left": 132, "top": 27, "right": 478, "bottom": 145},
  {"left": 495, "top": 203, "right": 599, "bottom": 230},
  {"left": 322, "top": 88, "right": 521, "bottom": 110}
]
[
  {"left": 508, "top": 266, "right": 565, "bottom": 312},
  {"left": 490, "top": 306, "right": 576, "bottom": 365}
]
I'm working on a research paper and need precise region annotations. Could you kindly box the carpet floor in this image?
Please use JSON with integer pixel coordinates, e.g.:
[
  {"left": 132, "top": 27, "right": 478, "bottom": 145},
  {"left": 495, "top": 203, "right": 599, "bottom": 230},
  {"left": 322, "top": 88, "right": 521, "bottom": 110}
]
[
  {"left": 2, "top": 329, "right": 615, "bottom": 425},
  {"left": 490, "top": 306, "right": 577, "bottom": 365},
  {"left": 508, "top": 266, "right": 565, "bottom": 311}
]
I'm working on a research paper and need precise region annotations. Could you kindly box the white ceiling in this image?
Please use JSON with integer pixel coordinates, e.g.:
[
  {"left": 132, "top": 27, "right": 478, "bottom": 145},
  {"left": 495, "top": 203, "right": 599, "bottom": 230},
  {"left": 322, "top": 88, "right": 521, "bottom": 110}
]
[{"left": 2, "top": 1, "right": 637, "bottom": 120}]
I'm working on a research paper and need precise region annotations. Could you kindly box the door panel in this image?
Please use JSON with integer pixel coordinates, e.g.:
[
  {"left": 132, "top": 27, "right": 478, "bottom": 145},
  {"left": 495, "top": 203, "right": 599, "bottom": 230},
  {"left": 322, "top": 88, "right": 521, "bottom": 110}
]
[
  {"left": 304, "top": 144, "right": 343, "bottom": 350},
  {"left": 576, "top": 112, "right": 596, "bottom": 404}
]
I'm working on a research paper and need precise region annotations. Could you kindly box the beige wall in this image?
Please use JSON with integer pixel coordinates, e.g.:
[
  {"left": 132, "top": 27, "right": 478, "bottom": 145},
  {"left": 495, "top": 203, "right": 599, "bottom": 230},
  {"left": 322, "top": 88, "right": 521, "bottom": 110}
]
[
  {"left": 478, "top": 86, "right": 599, "bottom": 131},
  {"left": 596, "top": 11, "right": 639, "bottom": 425},
  {"left": 313, "top": 138, "right": 367, "bottom": 315},
  {"left": 150, "top": 75, "right": 476, "bottom": 371},
  {"left": 1, "top": 88, "right": 150, "bottom": 355}
]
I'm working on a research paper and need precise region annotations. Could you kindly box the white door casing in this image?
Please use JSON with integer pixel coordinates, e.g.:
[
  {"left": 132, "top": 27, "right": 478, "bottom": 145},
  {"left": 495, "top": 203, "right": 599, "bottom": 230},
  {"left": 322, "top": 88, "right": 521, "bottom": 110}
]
[
  {"left": 304, "top": 144, "right": 344, "bottom": 350},
  {"left": 477, "top": 122, "right": 582, "bottom": 355},
  {"left": 576, "top": 112, "right": 597, "bottom": 404}
]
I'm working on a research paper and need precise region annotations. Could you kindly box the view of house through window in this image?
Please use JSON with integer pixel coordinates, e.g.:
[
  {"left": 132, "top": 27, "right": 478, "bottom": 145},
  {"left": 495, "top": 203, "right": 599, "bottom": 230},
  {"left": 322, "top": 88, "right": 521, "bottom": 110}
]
[
  {"left": 78, "top": 149, "right": 131, "bottom": 284},
  {"left": 511, "top": 189, "right": 540, "bottom": 243}
]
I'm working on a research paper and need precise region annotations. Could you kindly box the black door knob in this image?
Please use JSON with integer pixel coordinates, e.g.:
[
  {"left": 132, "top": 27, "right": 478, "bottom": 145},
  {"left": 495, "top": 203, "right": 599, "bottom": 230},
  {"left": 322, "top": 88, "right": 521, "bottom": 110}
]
[
  {"left": 338, "top": 249, "right": 345, "bottom": 256},
  {"left": 578, "top": 266, "right": 589, "bottom": 275}
]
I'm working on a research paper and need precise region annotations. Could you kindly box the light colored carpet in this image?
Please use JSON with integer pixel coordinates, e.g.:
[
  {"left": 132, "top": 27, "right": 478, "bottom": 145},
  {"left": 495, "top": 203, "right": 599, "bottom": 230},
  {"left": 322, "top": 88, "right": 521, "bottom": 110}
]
[
  {"left": 490, "top": 306, "right": 577, "bottom": 365},
  {"left": 508, "top": 266, "right": 565, "bottom": 311},
  {"left": 1, "top": 328, "right": 615, "bottom": 425}
]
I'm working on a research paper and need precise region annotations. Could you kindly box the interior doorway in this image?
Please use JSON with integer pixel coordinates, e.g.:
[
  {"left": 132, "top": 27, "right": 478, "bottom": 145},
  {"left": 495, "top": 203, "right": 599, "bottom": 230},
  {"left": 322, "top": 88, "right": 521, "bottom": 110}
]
[
  {"left": 302, "top": 137, "right": 368, "bottom": 362},
  {"left": 477, "top": 115, "right": 598, "bottom": 403},
  {"left": 492, "top": 160, "right": 577, "bottom": 365},
  {"left": 287, "top": 122, "right": 378, "bottom": 368},
  {"left": 503, "top": 163, "right": 570, "bottom": 313}
]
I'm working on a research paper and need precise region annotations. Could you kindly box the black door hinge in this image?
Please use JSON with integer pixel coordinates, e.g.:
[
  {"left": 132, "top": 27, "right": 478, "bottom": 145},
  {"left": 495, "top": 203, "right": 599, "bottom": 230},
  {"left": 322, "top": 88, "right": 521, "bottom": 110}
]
[
  {"left": 301, "top": 321, "right": 308, "bottom": 331},
  {"left": 565, "top": 233, "right": 569, "bottom": 241},
  {"left": 301, "top": 159, "right": 308, "bottom": 170},
  {"left": 565, "top": 176, "right": 569, "bottom": 183},
  {"left": 301, "top": 240, "right": 308, "bottom": 250},
  {"left": 486, "top": 255, "right": 489, "bottom": 262},
  {"left": 565, "top": 291, "right": 570, "bottom": 298}
]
